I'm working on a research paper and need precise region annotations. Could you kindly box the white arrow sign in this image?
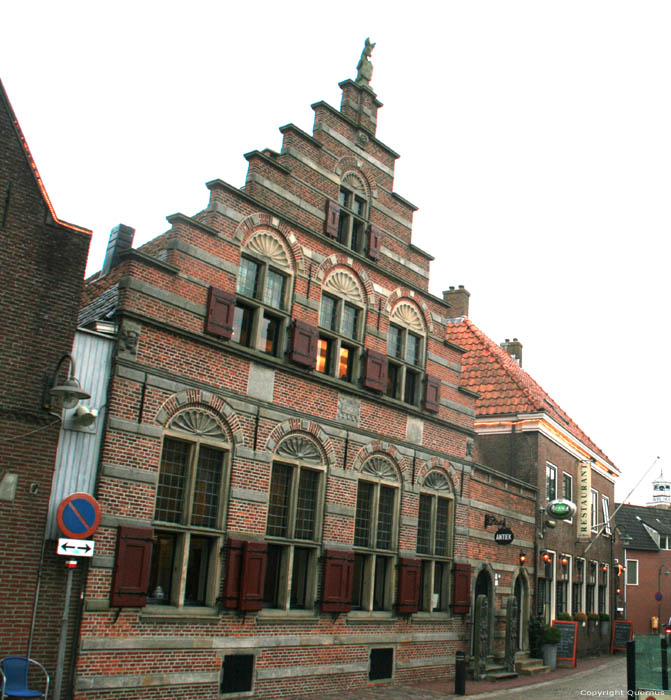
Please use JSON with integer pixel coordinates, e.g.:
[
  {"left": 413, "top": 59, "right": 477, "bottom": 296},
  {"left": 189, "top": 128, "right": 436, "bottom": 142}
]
[{"left": 57, "top": 538, "right": 95, "bottom": 557}]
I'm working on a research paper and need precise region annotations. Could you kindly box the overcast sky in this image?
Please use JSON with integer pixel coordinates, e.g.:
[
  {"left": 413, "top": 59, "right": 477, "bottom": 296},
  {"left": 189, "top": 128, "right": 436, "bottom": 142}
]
[{"left": 3, "top": 1, "right": 669, "bottom": 504}]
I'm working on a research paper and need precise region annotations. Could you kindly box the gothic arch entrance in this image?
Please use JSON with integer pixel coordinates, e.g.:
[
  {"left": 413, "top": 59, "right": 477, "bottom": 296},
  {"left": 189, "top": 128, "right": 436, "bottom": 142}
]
[
  {"left": 472, "top": 568, "right": 494, "bottom": 655},
  {"left": 512, "top": 571, "right": 530, "bottom": 651}
]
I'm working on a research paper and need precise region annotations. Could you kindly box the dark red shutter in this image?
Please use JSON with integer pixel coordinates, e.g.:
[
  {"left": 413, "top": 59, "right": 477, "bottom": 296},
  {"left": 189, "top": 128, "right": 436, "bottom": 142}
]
[
  {"left": 362, "top": 349, "right": 387, "bottom": 392},
  {"left": 221, "top": 538, "right": 244, "bottom": 609},
  {"left": 110, "top": 526, "right": 153, "bottom": 607},
  {"left": 289, "top": 319, "right": 318, "bottom": 369},
  {"left": 367, "top": 224, "right": 381, "bottom": 261},
  {"left": 324, "top": 200, "right": 340, "bottom": 239},
  {"left": 239, "top": 541, "right": 267, "bottom": 612},
  {"left": 321, "top": 550, "right": 354, "bottom": 613},
  {"left": 452, "top": 563, "right": 472, "bottom": 615},
  {"left": 397, "top": 558, "right": 421, "bottom": 614},
  {"left": 423, "top": 375, "right": 441, "bottom": 413},
  {"left": 205, "top": 286, "right": 235, "bottom": 339}
]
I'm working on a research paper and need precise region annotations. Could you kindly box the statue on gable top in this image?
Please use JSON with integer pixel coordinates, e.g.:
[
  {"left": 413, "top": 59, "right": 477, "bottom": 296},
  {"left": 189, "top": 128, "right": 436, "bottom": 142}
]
[{"left": 356, "top": 38, "right": 376, "bottom": 87}]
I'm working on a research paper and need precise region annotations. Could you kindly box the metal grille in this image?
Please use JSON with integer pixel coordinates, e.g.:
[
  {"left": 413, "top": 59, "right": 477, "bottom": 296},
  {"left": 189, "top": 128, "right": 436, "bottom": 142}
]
[
  {"left": 435, "top": 497, "right": 450, "bottom": 556},
  {"left": 295, "top": 469, "right": 319, "bottom": 540},
  {"left": 416, "top": 493, "right": 431, "bottom": 554},
  {"left": 354, "top": 481, "right": 373, "bottom": 546},
  {"left": 267, "top": 463, "right": 292, "bottom": 537},
  {"left": 155, "top": 438, "right": 189, "bottom": 522},
  {"left": 376, "top": 485, "right": 395, "bottom": 550},
  {"left": 190, "top": 445, "right": 222, "bottom": 528},
  {"left": 237, "top": 258, "right": 259, "bottom": 297}
]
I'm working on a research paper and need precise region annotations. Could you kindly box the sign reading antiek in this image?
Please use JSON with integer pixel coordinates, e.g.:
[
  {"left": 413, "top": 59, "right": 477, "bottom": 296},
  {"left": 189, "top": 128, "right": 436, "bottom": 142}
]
[{"left": 577, "top": 459, "right": 592, "bottom": 540}]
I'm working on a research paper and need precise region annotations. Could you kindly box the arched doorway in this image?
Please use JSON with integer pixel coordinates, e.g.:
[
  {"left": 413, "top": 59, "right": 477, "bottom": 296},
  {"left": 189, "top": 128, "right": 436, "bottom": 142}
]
[
  {"left": 512, "top": 571, "right": 530, "bottom": 651},
  {"left": 472, "top": 568, "right": 493, "bottom": 655}
]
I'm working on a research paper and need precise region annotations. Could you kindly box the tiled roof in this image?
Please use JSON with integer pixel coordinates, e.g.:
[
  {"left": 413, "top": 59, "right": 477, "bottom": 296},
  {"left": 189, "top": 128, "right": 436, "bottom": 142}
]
[
  {"left": 444, "top": 317, "right": 615, "bottom": 467},
  {"left": 614, "top": 503, "right": 671, "bottom": 551}
]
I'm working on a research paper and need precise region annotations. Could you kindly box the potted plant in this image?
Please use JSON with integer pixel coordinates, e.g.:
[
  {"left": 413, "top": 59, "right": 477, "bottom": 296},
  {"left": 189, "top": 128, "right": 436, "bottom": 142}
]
[
  {"left": 574, "top": 611, "right": 587, "bottom": 626},
  {"left": 587, "top": 612, "right": 599, "bottom": 632},
  {"left": 557, "top": 612, "right": 572, "bottom": 621},
  {"left": 542, "top": 624, "right": 562, "bottom": 670},
  {"left": 599, "top": 612, "right": 611, "bottom": 636}
]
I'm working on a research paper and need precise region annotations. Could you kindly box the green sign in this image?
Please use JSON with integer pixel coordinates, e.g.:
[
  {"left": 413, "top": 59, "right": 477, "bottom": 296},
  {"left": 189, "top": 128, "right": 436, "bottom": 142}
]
[{"left": 546, "top": 499, "right": 576, "bottom": 520}]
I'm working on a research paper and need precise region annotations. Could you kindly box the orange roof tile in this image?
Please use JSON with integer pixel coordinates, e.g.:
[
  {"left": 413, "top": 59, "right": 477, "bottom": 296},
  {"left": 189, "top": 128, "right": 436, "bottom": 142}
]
[{"left": 445, "top": 317, "right": 615, "bottom": 467}]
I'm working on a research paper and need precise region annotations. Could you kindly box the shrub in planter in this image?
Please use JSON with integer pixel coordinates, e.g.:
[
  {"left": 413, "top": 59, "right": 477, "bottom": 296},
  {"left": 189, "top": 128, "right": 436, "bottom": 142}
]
[
  {"left": 599, "top": 613, "right": 610, "bottom": 621},
  {"left": 574, "top": 612, "right": 587, "bottom": 623},
  {"left": 557, "top": 612, "right": 572, "bottom": 621},
  {"left": 542, "top": 625, "right": 562, "bottom": 645},
  {"left": 588, "top": 613, "right": 599, "bottom": 622}
]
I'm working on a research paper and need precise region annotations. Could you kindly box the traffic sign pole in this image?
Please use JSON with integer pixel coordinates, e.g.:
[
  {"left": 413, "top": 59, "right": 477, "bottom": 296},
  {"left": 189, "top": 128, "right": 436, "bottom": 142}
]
[{"left": 53, "top": 559, "right": 76, "bottom": 700}]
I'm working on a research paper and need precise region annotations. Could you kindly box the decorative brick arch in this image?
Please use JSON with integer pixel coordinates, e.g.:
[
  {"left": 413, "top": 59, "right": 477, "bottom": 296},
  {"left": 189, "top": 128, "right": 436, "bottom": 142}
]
[
  {"left": 415, "top": 457, "right": 456, "bottom": 492},
  {"left": 233, "top": 212, "right": 305, "bottom": 274},
  {"left": 265, "top": 419, "right": 336, "bottom": 467},
  {"left": 315, "top": 255, "right": 375, "bottom": 309},
  {"left": 351, "top": 442, "right": 410, "bottom": 485},
  {"left": 155, "top": 389, "right": 245, "bottom": 446},
  {"left": 334, "top": 157, "right": 377, "bottom": 201},
  {"left": 384, "top": 288, "right": 433, "bottom": 334}
]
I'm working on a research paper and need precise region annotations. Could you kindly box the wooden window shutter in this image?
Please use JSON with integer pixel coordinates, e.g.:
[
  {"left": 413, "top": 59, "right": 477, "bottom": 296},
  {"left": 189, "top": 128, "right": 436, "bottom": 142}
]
[
  {"left": 221, "top": 538, "right": 244, "bottom": 610},
  {"left": 239, "top": 541, "right": 267, "bottom": 612},
  {"left": 110, "top": 526, "right": 153, "bottom": 608},
  {"left": 205, "top": 286, "right": 235, "bottom": 339},
  {"left": 452, "top": 562, "right": 471, "bottom": 615},
  {"left": 367, "top": 224, "right": 381, "bottom": 261},
  {"left": 423, "top": 374, "right": 441, "bottom": 413},
  {"left": 324, "top": 200, "right": 340, "bottom": 239},
  {"left": 397, "top": 558, "right": 421, "bottom": 614},
  {"left": 288, "top": 319, "right": 318, "bottom": 369},
  {"left": 321, "top": 550, "right": 354, "bottom": 613},
  {"left": 362, "top": 349, "right": 387, "bottom": 392}
]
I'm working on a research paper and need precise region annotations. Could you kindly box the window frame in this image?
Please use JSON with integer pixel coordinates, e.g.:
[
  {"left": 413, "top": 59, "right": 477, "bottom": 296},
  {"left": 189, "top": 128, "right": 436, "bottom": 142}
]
[
  {"left": 626, "top": 559, "right": 638, "bottom": 586},
  {"left": 545, "top": 463, "right": 557, "bottom": 502},
  {"left": 386, "top": 318, "right": 426, "bottom": 407},
  {"left": 233, "top": 253, "right": 290, "bottom": 357},
  {"left": 337, "top": 184, "right": 368, "bottom": 254},
  {"left": 415, "top": 473, "right": 454, "bottom": 614},
  {"left": 352, "top": 459, "right": 401, "bottom": 614},
  {"left": 317, "top": 291, "right": 364, "bottom": 384},
  {"left": 149, "top": 421, "right": 230, "bottom": 609},
  {"left": 591, "top": 489, "right": 599, "bottom": 531},
  {"left": 601, "top": 495, "right": 611, "bottom": 534},
  {"left": 262, "top": 453, "right": 326, "bottom": 613}
]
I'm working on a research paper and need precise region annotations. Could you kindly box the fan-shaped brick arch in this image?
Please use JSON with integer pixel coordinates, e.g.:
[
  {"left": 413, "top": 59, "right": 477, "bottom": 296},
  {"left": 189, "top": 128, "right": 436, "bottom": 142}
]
[
  {"left": 334, "top": 157, "right": 376, "bottom": 200},
  {"left": 414, "top": 456, "right": 458, "bottom": 489},
  {"left": 315, "top": 255, "right": 375, "bottom": 308},
  {"left": 233, "top": 213, "right": 305, "bottom": 274},
  {"left": 265, "top": 418, "right": 336, "bottom": 467},
  {"left": 385, "top": 288, "right": 433, "bottom": 334},
  {"left": 351, "top": 441, "right": 409, "bottom": 484},
  {"left": 155, "top": 389, "right": 244, "bottom": 446}
]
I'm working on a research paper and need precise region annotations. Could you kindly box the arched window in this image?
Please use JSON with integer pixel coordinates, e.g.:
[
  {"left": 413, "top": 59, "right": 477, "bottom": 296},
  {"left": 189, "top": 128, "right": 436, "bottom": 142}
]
[
  {"left": 416, "top": 471, "right": 454, "bottom": 613},
  {"left": 387, "top": 300, "right": 426, "bottom": 405},
  {"left": 263, "top": 434, "right": 326, "bottom": 611},
  {"left": 337, "top": 173, "right": 368, "bottom": 254},
  {"left": 353, "top": 455, "right": 400, "bottom": 612},
  {"left": 317, "top": 268, "right": 365, "bottom": 383},
  {"left": 232, "top": 230, "right": 292, "bottom": 357},
  {"left": 149, "top": 408, "right": 230, "bottom": 607}
]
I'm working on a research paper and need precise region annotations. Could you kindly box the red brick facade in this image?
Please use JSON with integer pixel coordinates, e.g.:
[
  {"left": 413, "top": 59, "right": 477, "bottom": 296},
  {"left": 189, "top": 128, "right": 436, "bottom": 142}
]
[{"left": 73, "top": 74, "right": 535, "bottom": 698}]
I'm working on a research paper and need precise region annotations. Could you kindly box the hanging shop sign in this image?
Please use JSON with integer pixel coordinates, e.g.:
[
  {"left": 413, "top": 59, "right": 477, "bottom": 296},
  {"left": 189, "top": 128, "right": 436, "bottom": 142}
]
[
  {"left": 546, "top": 499, "right": 577, "bottom": 520},
  {"left": 494, "top": 527, "right": 514, "bottom": 545}
]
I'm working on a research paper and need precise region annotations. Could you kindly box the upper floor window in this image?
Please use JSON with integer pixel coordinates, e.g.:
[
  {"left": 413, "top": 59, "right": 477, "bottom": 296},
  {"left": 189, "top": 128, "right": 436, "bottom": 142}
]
[
  {"left": 386, "top": 301, "right": 426, "bottom": 406},
  {"left": 337, "top": 178, "right": 368, "bottom": 254},
  {"left": 416, "top": 471, "right": 454, "bottom": 613},
  {"left": 263, "top": 435, "right": 325, "bottom": 611},
  {"left": 626, "top": 559, "right": 638, "bottom": 585},
  {"left": 149, "top": 408, "right": 230, "bottom": 607},
  {"left": 562, "top": 472, "right": 573, "bottom": 502},
  {"left": 317, "top": 269, "right": 365, "bottom": 383},
  {"left": 233, "top": 231, "right": 292, "bottom": 357},
  {"left": 545, "top": 463, "right": 557, "bottom": 502},
  {"left": 353, "top": 455, "right": 400, "bottom": 612},
  {"left": 591, "top": 489, "right": 599, "bottom": 530},
  {"left": 601, "top": 495, "right": 611, "bottom": 534}
]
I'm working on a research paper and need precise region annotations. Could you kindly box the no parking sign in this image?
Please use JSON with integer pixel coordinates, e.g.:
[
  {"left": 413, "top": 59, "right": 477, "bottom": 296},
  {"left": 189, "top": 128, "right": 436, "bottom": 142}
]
[{"left": 56, "top": 492, "right": 101, "bottom": 539}]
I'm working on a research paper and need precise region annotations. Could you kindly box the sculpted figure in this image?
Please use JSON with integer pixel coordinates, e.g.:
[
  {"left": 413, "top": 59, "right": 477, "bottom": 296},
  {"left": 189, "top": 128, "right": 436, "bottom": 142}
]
[{"left": 356, "top": 38, "right": 376, "bottom": 86}]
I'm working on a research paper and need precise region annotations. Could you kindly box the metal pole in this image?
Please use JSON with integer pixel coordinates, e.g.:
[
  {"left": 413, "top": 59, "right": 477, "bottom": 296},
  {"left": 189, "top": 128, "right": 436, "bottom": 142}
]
[
  {"left": 53, "top": 560, "right": 76, "bottom": 700},
  {"left": 626, "top": 639, "right": 635, "bottom": 697}
]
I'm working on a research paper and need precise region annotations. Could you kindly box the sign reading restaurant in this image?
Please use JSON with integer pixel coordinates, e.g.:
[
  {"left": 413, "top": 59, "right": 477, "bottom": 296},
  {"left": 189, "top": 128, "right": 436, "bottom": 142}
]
[{"left": 577, "top": 459, "right": 592, "bottom": 540}]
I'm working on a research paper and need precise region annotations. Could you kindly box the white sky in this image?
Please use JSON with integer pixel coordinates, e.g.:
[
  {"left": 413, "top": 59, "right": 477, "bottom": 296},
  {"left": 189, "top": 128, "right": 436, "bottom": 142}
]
[{"left": 3, "top": 1, "right": 669, "bottom": 504}]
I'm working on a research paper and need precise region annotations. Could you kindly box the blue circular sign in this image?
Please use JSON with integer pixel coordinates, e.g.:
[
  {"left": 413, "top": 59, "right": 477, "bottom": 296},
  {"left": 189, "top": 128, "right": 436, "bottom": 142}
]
[
  {"left": 57, "top": 493, "right": 101, "bottom": 539},
  {"left": 656, "top": 592, "right": 663, "bottom": 602}
]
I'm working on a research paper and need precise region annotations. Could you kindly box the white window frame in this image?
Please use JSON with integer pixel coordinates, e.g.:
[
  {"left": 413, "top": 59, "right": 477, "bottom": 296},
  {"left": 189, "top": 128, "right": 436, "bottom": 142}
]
[
  {"left": 591, "top": 489, "right": 599, "bottom": 531},
  {"left": 626, "top": 559, "right": 639, "bottom": 586},
  {"left": 601, "top": 495, "right": 611, "bottom": 535},
  {"left": 545, "top": 463, "right": 557, "bottom": 502}
]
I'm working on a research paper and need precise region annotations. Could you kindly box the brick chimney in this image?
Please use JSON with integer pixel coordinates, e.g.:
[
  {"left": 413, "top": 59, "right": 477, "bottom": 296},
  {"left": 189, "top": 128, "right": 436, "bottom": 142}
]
[
  {"left": 442, "top": 286, "right": 470, "bottom": 318},
  {"left": 501, "top": 338, "right": 523, "bottom": 366},
  {"left": 101, "top": 224, "right": 135, "bottom": 276}
]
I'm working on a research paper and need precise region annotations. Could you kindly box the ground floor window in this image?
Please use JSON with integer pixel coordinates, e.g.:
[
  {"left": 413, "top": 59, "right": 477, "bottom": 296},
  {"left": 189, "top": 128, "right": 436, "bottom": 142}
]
[
  {"left": 572, "top": 582, "right": 582, "bottom": 615},
  {"left": 556, "top": 580, "right": 568, "bottom": 615},
  {"left": 586, "top": 584, "right": 595, "bottom": 614}
]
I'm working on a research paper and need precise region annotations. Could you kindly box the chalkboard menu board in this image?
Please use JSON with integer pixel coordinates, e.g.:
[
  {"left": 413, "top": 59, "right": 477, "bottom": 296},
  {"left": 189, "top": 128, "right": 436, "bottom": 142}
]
[
  {"left": 553, "top": 620, "right": 578, "bottom": 668},
  {"left": 611, "top": 620, "right": 633, "bottom": 652}
]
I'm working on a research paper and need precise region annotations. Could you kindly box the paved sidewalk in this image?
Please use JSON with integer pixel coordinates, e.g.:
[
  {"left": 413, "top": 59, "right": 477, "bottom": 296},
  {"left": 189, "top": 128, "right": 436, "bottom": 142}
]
[{"left": 284, "top": 654, "right": 622, "bottom": 699}]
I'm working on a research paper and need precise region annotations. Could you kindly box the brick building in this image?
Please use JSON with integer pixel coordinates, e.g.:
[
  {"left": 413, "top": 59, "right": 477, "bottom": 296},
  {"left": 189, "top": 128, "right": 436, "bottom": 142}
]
[
  {"left": 0, "top": 77, "right": 90, "bottom": 678},
  {"left": 444, "top": 310, "right": 620, "bottom": 625},
  {"left": 72, "top": 54, "right": 535, "bottom": 698}
]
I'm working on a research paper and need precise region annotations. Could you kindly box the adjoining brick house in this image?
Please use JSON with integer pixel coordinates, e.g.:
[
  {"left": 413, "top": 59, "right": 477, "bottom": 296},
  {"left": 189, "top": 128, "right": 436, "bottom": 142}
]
[
  {"left": 72, "top": 56, "right": 534, "bottom": 698},
  {"left": 615, "top": 472, "right": 671, "bottom": 634},
  {"left": 0, "top": 78, "right": 90, "bottom": 675},
  {"left": 444, "top": 307, "right": 621, "bottom": 626}
]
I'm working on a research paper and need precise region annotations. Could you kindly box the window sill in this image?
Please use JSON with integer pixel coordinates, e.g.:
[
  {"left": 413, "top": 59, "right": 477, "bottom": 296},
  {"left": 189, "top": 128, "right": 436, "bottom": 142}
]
[
  {"left": 411, "top": 611, "right": 452, "bottom": 624},
  {"left": 256, "top": 609, "right": 320, "bottom": 623},
  {"left": 346, "top": 611, "right": 396, "bottom": 624},
  {"left": 140, "top": 605, "right": 220, "bottom": 624}
]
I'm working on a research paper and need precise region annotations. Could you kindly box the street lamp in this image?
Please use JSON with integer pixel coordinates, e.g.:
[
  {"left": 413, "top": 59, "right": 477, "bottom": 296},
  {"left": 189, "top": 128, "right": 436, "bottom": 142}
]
[
  {"left": 658, "top": 565, "right": 670, "bottom": 633},
  {"left": 44, "top": 353, "right": 90, "bottom": 410}
]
